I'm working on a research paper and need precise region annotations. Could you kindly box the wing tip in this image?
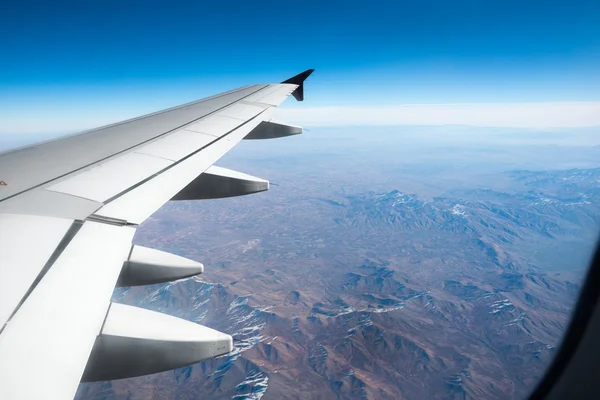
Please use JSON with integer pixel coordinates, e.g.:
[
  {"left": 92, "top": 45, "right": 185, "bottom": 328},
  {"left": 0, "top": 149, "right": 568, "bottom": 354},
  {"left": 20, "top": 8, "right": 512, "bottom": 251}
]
[{"left": 281, "top": 69, "right": 315, "bottom": 102}]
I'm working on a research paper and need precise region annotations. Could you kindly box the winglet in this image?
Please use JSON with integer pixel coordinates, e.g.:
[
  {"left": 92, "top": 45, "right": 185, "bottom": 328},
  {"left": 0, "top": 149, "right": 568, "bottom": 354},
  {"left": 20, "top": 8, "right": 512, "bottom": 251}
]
[{"left": 282, "top": 69, "right": 315, "bottom": 101}]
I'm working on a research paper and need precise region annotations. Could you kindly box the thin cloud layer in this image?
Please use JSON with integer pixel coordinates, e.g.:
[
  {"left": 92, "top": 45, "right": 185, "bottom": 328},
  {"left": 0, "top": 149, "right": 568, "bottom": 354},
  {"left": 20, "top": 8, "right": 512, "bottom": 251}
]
[
  {"left": 2, "top": 102, "right": 599, "bottom": 141},
  {"left": 275, "top": 102, "right": 600, "bottom": 128}
]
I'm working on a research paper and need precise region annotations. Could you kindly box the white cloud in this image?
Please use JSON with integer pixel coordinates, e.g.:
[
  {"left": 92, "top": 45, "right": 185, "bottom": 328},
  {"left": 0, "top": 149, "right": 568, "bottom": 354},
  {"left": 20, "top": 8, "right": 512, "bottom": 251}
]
[
  {"left": 274, "top": 102, "right": 600, "bottom": 128},
  {"left": 1, "top": 102, "right": 599, "bottom": 142}
]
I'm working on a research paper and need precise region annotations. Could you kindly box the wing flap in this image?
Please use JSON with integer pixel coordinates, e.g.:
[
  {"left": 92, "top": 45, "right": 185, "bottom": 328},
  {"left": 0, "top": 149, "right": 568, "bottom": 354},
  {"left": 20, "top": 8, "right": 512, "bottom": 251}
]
[
  {"left": 46, "top": 152, "right": 173, "bottom": 203},
  {"left": 0, "top": 189, "right": 102, "bottom": 219},
  {"left": 0, "top": 221, "right": 135, "bottom": 400},
  {"left": 0, "top": 214, "right": 74, "bottom": 327}
]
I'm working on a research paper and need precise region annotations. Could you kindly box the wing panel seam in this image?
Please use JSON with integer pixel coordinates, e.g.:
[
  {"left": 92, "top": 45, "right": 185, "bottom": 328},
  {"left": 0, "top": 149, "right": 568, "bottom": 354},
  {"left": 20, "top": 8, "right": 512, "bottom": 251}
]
[{"left": 100, "top": 109, "right": 269, "bottom": 206}]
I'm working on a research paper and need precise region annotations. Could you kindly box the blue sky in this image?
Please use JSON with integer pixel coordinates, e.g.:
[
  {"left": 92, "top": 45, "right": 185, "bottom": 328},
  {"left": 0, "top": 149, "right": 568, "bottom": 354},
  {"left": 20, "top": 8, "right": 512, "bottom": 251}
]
[{"left": 1, "top": 0, "right": 599, "bottom": 135}]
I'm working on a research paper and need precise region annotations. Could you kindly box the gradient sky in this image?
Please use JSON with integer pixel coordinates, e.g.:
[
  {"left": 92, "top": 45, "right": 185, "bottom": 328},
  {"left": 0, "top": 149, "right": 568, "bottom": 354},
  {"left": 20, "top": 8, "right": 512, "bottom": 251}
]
[{"left": 1, "top": 0, "right": 599, "bottom": 135}]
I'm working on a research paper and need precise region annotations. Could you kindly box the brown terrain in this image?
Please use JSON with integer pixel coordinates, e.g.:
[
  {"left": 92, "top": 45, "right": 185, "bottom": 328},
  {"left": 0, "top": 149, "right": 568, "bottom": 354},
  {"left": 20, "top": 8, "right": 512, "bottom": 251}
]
[{"left": 76, "top": 126, "right": 600, "bottom": 399}]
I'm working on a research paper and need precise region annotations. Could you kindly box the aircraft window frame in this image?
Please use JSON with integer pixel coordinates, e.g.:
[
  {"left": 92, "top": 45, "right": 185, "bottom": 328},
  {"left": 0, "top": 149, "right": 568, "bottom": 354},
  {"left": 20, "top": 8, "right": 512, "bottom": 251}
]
[{"left": 529, "top": 240, "right": 600, "bottom": 399}]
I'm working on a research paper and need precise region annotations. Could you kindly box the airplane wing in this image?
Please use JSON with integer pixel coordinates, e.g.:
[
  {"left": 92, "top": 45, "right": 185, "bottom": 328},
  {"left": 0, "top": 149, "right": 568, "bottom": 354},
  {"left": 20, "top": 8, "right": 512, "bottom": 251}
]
[{"left": 0, "top": 69, "right": 314, "bottom": 399}]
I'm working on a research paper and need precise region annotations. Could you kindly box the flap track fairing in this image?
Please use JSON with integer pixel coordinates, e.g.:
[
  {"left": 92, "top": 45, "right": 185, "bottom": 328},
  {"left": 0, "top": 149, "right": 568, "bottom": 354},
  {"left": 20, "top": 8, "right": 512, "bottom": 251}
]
[
  {"left": 171, "top": 165, "right": 269, "bottom": 201},
  {"left": 116, "top": 245, "right": 204, "bottom": 287},
  {"left": 244, "top": 120, "right": 302, "bottom": 140},
  {"left": 82, "top": 303, "right": 233, "bottom": 382}
]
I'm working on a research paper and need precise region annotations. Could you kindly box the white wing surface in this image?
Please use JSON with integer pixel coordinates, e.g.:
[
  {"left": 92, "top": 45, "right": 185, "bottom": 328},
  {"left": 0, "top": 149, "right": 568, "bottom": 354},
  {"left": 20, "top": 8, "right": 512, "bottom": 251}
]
[{"left": 0, "top": 69, "right": 314, "bottom": 400}]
